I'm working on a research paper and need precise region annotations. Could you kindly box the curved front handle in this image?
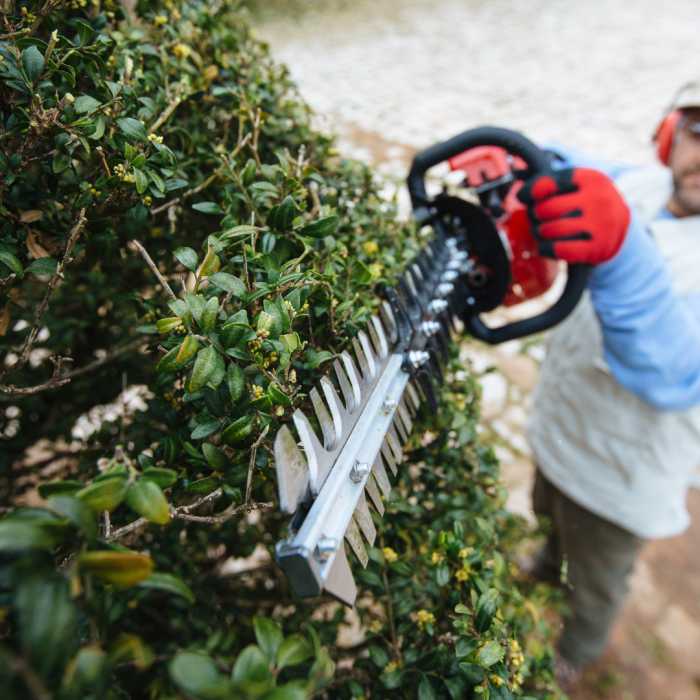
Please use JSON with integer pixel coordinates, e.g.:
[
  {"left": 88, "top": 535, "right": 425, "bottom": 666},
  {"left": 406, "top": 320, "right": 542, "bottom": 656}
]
[
  {"left": 408, "top": 126, "right": 589, "bottom": 343},
  {"left": 466, "top": 264, "right": 589, "bottom": 344},
  {"left": 408, "top": 126, "right": 552, "bottom": 209}
]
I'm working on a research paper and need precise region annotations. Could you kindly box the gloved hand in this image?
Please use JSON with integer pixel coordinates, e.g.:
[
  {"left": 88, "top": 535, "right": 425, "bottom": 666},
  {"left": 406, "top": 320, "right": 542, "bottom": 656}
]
[{"left": 517, "top": 167, "right": 630, "bottom": 265}]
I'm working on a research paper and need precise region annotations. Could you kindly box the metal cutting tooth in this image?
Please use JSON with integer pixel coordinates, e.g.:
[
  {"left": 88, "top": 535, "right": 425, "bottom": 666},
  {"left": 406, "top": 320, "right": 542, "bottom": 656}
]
[
  {"left": 386, "top": 423, "right": 403, "bottom": 464},
  {"left": 333, "top": 359, "right": 356, "bottom": 414},
  {"left": 352, "top": 336, "right": 372, "bottom": 383},
  {"left": 320, "top": 375, "right": 345, "bottom": 434},
  {"left": 380, "top": 301, "right": 398, "bottom": 345},
  {"left": 275, "top": 424, "right": 311, "bottom": 514},
  {"left": 369, "top": 314, "right": 389, "bottom": 360},
  {"left": 323, "top": 543, "right": 357, "bottom": 607},
  {"left": 354, "top": 493, "right": 377, "bottom": 546},
  {"left": 292, "top": 409, "right": 326, "bottom": 495},
  {"left": 345, "top": 517, "right": 369, "bottom": 568},
  {"left": 372, "top": 453, "right": 392, "bottom": 500},
  {"left": 381, "top": 438, "right": 398, "bottom": 476},
  {"left": 403, "top": 383, "right": 418, "bottom": 417},
  {"left": 393, "top": 413, "right": 409, "bottom": 445},
  {"left": 397, "top": 398, "right": 413, "bottom": 436},
  {"left": 340, "top": 351, "right": 362, "bottom": 411},
  {"left": 310, "top": 387, "right": 338, "bottom": 451},
  {"left": 406, "top": 380, "right": 421, "bottom": 412},
  {"left": 364, "top": 473, "right": 385, "bottom": 516},
  {"left": 358, "top": 331, "right": 377, "bottom": 380}
]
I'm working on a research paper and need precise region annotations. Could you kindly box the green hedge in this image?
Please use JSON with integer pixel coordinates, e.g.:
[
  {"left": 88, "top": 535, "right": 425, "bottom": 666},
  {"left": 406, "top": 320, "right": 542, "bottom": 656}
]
[{"left": 0, "top": 2, "right": 562, "bottom": 698}]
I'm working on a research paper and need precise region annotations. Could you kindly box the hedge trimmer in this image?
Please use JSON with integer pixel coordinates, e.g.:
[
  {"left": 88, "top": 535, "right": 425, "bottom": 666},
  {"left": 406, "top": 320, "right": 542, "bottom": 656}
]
[{"left": 274, "top": 127, "right": 588, "bottom": 605}]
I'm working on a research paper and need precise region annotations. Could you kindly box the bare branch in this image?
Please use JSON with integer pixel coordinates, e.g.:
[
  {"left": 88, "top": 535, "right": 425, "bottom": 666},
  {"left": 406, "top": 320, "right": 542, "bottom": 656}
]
[
  {"left": 132, "top": 240, "right": 176, "bottom": 300},
  {"left": 108, "top": 486, "right": 273, "bottom": 541},
  {"left": 61, "top": 338, "right": 144, "bottom": 380},
  {"left": 245, "top": 425, "right": 270, "bottom": 505},
  {"left": 0, "top": 272, "right": 16, "bottom": 295},
  {"left": 0, "top": 210, "right": 86, "bottom": 386},
  {"left": 148, "top": 79, "right": 189, "bottom": 135}
]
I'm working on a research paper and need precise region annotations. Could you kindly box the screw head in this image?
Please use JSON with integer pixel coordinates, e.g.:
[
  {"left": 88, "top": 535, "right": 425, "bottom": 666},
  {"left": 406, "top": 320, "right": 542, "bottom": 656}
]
[
  {"left": 428, "top": 299, "right": 449, "bottom": 314},
  {"left": 421, "top": 320, "right": 441, "bottom": 337},
  {"left": 350, "top": 460, "right": 372, "bottom": 482},
  {"left": 408, "top": 350, "right": 431, "bottom": 369},
  {"left": 381, "top": 397, "right": 398, "bottom": 414},
  {"left": 316, "top": 537, "right": 339, "bottom": 560},
  {"left": 437, "top": 282, "right": 455, "bottom": 297},
  {"left": 440, "top": 269, "right": 459, "bottom": 283}
]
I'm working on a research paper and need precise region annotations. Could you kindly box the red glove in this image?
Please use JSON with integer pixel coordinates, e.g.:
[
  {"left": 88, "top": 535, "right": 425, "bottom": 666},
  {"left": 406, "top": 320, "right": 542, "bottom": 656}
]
[{"left": 517, "top": 167, "right": 630, "bottom": 265}]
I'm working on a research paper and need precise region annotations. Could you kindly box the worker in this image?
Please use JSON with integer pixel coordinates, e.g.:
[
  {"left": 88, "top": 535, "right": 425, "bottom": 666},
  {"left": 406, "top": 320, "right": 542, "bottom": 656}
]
[{"left": 517, "top": 81, "right": 700, "bottom": 687}]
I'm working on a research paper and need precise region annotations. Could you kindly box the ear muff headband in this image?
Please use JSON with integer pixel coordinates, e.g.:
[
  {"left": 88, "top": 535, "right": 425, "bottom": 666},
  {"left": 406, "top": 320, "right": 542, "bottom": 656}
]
[{"left": 654, "top": 110, "right": 682, "bottom": 166}]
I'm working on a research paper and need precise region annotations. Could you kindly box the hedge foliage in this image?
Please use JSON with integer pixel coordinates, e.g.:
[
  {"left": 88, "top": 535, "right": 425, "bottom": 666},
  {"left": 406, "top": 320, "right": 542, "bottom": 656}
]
[{"left": 0, "top": 1, "right": 562, "bottom": 698}]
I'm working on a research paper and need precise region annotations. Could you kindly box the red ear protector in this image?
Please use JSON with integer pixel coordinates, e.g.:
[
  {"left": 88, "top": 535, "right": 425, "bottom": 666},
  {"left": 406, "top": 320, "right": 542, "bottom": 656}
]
[{"left": 654, "top": 109, "right": 682, "bottom": 166}]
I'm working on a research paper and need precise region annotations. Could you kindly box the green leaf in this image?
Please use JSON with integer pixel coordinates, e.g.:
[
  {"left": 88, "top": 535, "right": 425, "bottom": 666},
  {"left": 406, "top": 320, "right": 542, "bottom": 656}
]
[
  {"left": 24, "top": 257, "right": 57, "bottom": 276},
  {"left": 207, "top": 272, "right": 247, "bottom": 298},
  {"left": 298, "top": 215, "right": 340, "bottom": 239},
  {"left": 134, "top": 167, "right": 148, "bottom": 194},
  {"left": 190, "top": 346, "right": 218, "bottom": 391},
  {"left": 142, "top": 467, "right": 178, "bottom": 488},
  {"left": 0, "top": 518, "right": 69, "bottom": 551},
  {"left": 116, "top": 117, "right": 148, "bottom": 142},
  {"left": 73, "top": 95, "right": 102, "bottom": 114},
  {"left": 174, "top": 246, "right": 198, "bottom": 272},
  {"left": 177, "top": 335, "right": 200, "bottom": 363},
  {"left": 185, "top": 476, "right": 220, "bottom": 496},
  {"left": 0, "top": 249, "right": 24, "bottom": 278},
  {"left": 221, "top": 415, "right": 254, "bottom": 445},
  {"left": 369, "top": 645, "right": 390, "bottom": 669},
  {"left": 199, "top": 296, "right": 219, "bottom": 335},
  {"left": 192, "top": 201, "right": 224, "bottom": 215},
  {"left": 231, "top": 645, "right": 270, "bottom": 686},
  {"left": 308, "top": 350, "right": 334, "bottom": 369},
  {"left": 76, "top": 476, "right": 127, "bottom": 512},
  {"left": 268, "top": 383, "right": 291, "bottom": 406},
  {"left": 76, "top": 19, "right": 94, "bottom": 45},
  {"left": 223, "top": 464, "right": 248, "bottom": 488},
  {"left": 474, "top": 641, "right": 504, "bottom": 668},
  {"left": 418, "top": 676, "right": 436, "bottom": 700},
  {"left": 156, "top": 346, "right": 191, "bottom": 372},
  {"left": 170, "top": 652, "right": 223, "bottom": 697},
  {"left": 435, "top": 561, "right": 450, "bottom": 586},
  {"left": 273, "top": 195, "right": 295, "bottom": 231},
  {"left": 139, "top": 572, "right": 195, "bottom": 603},
  {"left": 254, "top": 616, "right": 284, "bottom": 663},
  {"left": 48, "top": 495, "right": 98, "bottom": 542},
  {"left": 156, "top": 317, "right": 182, "bottom": 334},
  {"left": 276, "top": 634, "right": 312, "bottom": 669},
  {"left": 106, "top": 80, "right": 121, "bottom": 97},
  {"left": 52, "top": 152, "right": 72, "bottom": 174},
  {"left": 474, "top": 601, "right": 495, "bottom": 633},
  {"left": 124, "top": 479, "right": 171, "bottom": 524},
  {"left": 21, "top": 45, "right": 44, "bottom": 84},
  {"left": 79, "top": 551, "right": 154, "bottom": 587},
  {"left": 459, "top": 663, "right": 486, "bottom": 684},
  {"left": 202, "top": 444, "right": 228, "bottom": 471},
  {"left": 37, "top": 480, "right": 83, "bottom": 499},
  {"left": 219, "top": 224, "right": 257, "bottom": 242},
  {"left": 190, "top": 419, "right": 222, "bottom": 439},
  {"left": 455, "top": 637, "right": 479, "bottom": 658},
  {"left": 226, "top": 363, "right": 246, "bottom": 400},
  {"left": 279, "top": 332, "right": 301, "bottom": 353},
  {"left": 133, "top": 202, "right": 147, "bottom": 224}
]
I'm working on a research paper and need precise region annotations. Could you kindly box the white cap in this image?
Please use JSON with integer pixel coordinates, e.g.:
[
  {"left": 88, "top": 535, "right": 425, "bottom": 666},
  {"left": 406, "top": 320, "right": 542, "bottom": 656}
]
[{"left": 673, "top": 81, "right": 700, "bottom": 110}]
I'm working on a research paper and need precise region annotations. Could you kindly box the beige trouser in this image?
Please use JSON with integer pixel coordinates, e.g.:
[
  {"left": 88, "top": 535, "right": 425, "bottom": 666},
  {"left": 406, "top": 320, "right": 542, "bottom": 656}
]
[{"left": 532, "top": 470, "right": 645, "bottom": 666}]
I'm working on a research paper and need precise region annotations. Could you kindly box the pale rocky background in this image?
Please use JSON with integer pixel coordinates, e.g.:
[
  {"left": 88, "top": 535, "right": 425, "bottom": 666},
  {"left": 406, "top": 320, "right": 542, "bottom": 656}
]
[{"left": 252, "top": 1, "right": 700, "bottom": 697}]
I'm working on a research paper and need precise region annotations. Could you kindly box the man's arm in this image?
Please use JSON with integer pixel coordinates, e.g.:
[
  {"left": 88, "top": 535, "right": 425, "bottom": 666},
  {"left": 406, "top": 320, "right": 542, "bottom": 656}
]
[{"left": 532, "top": 143, "right": 700, "bottom": 411}]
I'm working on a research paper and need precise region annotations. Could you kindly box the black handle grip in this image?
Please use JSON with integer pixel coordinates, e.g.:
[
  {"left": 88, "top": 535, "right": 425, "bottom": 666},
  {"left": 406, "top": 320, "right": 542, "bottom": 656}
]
[
  {"left": 408, "top": 125, "right": 590, "bottom": 343},
  {"left": 466, "top": 264, "right": 589, "bottom": 343},
  {"left": 408, "top": 126, "right": 551, "bottom": 208}
]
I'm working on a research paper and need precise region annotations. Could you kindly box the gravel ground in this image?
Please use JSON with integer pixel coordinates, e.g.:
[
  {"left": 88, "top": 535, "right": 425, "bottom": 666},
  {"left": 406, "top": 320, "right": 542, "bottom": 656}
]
[{"left": 256, "top": 3, "right": 700, "bottom": 697}]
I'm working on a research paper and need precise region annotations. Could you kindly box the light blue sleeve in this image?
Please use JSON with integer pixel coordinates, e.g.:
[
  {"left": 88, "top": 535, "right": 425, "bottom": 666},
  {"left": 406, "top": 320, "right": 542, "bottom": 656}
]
[{"left": 540, "top": 141, "right": 700, "bottom": 411}]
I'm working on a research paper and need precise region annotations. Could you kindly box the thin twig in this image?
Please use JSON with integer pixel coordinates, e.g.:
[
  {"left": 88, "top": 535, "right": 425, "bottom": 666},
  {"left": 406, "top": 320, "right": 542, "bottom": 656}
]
[
  {"left": 150, "top": 133, "right": 251, "bottom": 215},
  {"left": 0, "top": 210, "right": 86, "bottom": 385},
  {"left": 61, "top": 338, "right": 144, "bottom": 380},
  {"left": 132, "top": 240, "right": 176, "bottom": 300},
  {"left": 0, "top": 272, "right": 16, "bottom": 295},
  {"left": 107, "top": 487, "right": 272, "bottom": 540},
  {"left": 102, "top": 511, "right": 111, "bottom": 539},
  {"left": 148, "top": 79, "right": 189, "bottom": 135},
  {"left": 245, "top": 425, "right": 270, "bottom": 505}
]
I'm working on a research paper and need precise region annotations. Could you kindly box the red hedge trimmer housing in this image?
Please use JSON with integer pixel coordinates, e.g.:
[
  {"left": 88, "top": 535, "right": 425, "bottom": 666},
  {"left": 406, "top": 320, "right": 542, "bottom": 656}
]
[{"left": 448, "top": 146, "right": 559, "bottom": 307}]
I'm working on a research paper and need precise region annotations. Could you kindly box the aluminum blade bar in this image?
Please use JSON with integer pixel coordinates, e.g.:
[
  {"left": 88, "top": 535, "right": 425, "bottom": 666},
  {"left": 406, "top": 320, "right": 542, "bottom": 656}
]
[{"left": 276, "top": 353, "right": 409, "bottom": 601}]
